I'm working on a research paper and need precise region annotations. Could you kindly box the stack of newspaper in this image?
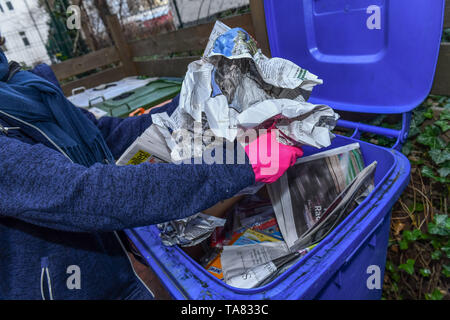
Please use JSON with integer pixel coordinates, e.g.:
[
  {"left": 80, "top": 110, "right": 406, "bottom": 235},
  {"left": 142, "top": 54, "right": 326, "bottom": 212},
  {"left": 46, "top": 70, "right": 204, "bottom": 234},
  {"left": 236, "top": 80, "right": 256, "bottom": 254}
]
[
  {"left": 219, "top": 143, "right": 377, "bottom": 289},
  {"left": 267, "top": 143, "right": 375, "bottom": 250}
]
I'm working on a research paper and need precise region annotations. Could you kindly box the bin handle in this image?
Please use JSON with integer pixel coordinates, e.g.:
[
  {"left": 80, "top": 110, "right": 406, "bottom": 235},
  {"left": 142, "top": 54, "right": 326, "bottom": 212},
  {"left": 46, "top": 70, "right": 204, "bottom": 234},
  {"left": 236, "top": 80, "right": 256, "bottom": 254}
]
[
  {"left": 88, "top": 96, "right": 106, "bottom": 107},
  {"left": 71, "top": 87, "right": 86, "bottom": 96},
  {"left": 336, "top": 112, "right": 411, "bottom": 151}
]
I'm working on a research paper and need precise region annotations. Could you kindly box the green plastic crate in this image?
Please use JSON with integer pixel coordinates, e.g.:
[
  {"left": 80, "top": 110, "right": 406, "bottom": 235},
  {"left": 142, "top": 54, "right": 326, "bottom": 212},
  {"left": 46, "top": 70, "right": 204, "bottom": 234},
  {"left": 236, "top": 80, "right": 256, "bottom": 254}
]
[{"left": 88, "top": 78, "right": 182, "bottom": 118}]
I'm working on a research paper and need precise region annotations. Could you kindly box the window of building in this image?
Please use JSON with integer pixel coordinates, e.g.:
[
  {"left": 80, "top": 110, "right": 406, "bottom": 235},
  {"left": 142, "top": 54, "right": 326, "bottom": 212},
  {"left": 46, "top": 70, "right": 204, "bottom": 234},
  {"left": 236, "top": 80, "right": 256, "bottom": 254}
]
[
  {"left": 19, "top": 31, "right": 30, "bottom": 47},
  {"left": 6, "top": 1, "right": 14, "bottom": 11}
]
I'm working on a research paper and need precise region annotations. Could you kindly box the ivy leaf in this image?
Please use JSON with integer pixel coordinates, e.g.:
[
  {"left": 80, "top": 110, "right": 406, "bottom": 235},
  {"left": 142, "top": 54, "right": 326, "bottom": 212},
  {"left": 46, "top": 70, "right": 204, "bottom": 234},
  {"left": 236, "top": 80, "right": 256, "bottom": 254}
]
[
  {"left": 408, "top": 125, "right": 421, "bottom": 138},
  {"left": 402, "top": 140, "right": 413, "bottom": 156},
  {"left": 429, "top": 148, "right": 450, "bottom": 165},
  {"left": 443, "top": 265, "right": 450, "bottom": 278},
  {"left": 398, "top": 259, "right": 415, "bottom": 275},
  {"left": 416, "top": 124, "right": 447, "bottom": 151},
  {"left": 403, "top": 229, "right": 423, "bottom": 242},
  {"left": 419, "top": 268, "right": 431, "bottom": 277},
  {"left": 412, "top": 110, "right": 426, "bottom": 127},
  {"left": 435, "top": 137, "right": 446, "bottom": 149},
  {"left": 436, "top": 97, "right": 446, "bottom": 104},
  {"left": 407, "top": 202, "right": 424, "bottom": 213},
  {"left": 424, "top": 108, "right": 434, "bottom": 119},
  {"left": 428, "top": 214, "right": 450, "bottom": 236},
  {"left": 399, "top": 239, "right": 409, "bottom": 250},
  {"left": 435, "top": 120, "right": 450, "bottom": 132},
  {"left": 385, "top": 260, "right": 396, "bottom": 273},
  {"left": 442, "top": 246, "right": 450, "bottom": 258},
  {"left": 417, "top": 125, "right": 440, "bottom": 147},
  {"left": 422, "top": 165, "right": 436, "bottom": 178},
  {"left": 438, "top": 166, "right": 450, "bottom": 178},
  {"left": 392, "top": 272, "right": 400, "bottom": 282},
  {"left": 422, "top": 166, "right": 449, "bottom": 183},
  {"left": 440, "top": 108, "right": 450, "bottom": 121},
  {"left": 425, "top": 289, "right": 444, "bottom": 300},
  {"left": 431, "top": 250, "right": 442, "bottom": 260},
  {"left": 431, "top": 239, "right": 442, "bottom": 249},
  {"left": 410, "top": 158, "right": 424, "bottom": 165}
]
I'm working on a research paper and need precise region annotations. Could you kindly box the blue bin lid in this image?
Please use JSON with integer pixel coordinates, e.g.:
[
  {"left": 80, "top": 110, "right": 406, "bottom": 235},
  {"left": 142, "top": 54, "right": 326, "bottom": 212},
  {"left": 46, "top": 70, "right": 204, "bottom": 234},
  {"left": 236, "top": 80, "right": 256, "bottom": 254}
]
[{"left": 263, "top": 0, "right": 446, "bottom": 114}]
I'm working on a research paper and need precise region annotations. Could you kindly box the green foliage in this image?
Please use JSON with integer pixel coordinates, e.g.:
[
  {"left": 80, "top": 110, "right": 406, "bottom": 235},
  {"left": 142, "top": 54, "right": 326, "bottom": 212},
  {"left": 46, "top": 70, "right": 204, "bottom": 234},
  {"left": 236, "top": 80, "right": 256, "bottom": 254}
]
[
  {"left": 385, "top": 214, "right": 449, "bottom": 299},
  {"left": 422, "top": 166, "right": 449, "bottom": 183},
  {"left": 431, "top": 250, "right": 442, "bottom": 260},
  {"left": 384, "top": 95, "right": 449, "bottom": 300},
  {"left": 419, "top": 268, "right": 431, "bottom": 277},
  {"left": 410, "top": 99, "right": 450, "bottom": 183},
  {"left": 442, "top": 265, "right": 450, "bottom": 278},
  {"left": 417, "top": 125, "right": 445, "bottom": 149},
  {"left": 442, "top": 245, "right": 450, "bottom": 259},
  {"left": 398, "top": 259, "right": 415, "bottom": 275},
  {"left": 425, "top": 289, "right": 443, "bottom": 300},
  {"left": 428, "top": 214, "right": 450, "bottom": 236},
  {"left": 386, "top": 260, "right": 400, "bottom": 282},
  {"left": 435, "top": 120, "right": 450, "bottom": 132}
]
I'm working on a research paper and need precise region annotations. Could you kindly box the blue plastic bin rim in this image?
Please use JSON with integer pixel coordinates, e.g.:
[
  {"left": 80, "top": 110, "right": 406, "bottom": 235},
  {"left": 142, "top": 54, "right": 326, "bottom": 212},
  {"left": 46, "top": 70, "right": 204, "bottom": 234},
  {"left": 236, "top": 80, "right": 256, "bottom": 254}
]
[{"left": 263, "top": 0, "right": 446, "bottom": 114}]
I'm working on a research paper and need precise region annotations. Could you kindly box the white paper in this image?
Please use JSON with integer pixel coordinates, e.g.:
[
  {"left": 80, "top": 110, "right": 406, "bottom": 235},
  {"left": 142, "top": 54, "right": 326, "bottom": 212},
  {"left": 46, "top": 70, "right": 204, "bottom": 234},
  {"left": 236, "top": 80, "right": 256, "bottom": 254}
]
[
  {"left": 221, "top": 242, "right": 289, "bottom": 287},
  {"left": 116, "top": 124, "right": 172, "bottom": 165}
]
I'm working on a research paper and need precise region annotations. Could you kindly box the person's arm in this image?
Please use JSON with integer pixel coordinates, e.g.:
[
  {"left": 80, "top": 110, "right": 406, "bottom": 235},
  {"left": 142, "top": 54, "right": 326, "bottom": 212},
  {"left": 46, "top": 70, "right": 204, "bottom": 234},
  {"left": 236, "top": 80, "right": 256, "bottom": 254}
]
[
  {"left": 0, "top": 136, "right": 255, "bottom": 233},
  {"left": 80, "top": 96, "right": 180, "bottom": 159}
]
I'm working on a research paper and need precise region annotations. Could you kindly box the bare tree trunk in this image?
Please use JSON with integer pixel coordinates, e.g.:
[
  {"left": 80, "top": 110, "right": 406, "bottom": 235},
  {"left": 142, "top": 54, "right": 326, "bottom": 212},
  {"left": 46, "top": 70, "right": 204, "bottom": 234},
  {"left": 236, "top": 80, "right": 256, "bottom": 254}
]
[{"left": 93, "top": 0, "right": 114, "bottom": 44}]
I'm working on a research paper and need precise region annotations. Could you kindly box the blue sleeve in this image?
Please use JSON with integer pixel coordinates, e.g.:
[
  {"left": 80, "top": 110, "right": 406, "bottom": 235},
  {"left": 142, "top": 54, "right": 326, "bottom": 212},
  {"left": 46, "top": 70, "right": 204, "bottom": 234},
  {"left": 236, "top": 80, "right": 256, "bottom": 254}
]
[
  {"left": 0, "top": 135, "right": 255, "bottom": 233},
  {"left": 80, "top": 95, "right": 180, "bottom": 159}
]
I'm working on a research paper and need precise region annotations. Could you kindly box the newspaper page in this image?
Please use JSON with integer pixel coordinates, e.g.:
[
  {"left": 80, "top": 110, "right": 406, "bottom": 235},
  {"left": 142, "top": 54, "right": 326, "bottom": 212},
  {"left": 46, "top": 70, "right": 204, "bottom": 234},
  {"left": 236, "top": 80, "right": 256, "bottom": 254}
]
[
  {"left": 116, "top": 124, "right": 172, "bottom": 165},
  {"left": 268, "top": 143, "right": 365, "bottom": 248},
  {"left": 222, "top": 242, "right": 316, "bottom": 289},
  {"left": 202, "top": 21, "right": 231, "bottom": 59},
  {"left": 221, "top": 242, "right": 289, "bottom": 288},
  {"left": 291, "top": 161, "right": 377, "bottom": 251}
]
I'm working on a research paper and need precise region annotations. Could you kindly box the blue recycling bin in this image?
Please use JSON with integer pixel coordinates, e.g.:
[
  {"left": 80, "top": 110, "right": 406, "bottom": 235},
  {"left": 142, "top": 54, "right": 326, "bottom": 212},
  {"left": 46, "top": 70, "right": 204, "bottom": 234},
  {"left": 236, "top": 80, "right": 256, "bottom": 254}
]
[{"left": 125, "top": 0, "right": 445, "bottom": 299}]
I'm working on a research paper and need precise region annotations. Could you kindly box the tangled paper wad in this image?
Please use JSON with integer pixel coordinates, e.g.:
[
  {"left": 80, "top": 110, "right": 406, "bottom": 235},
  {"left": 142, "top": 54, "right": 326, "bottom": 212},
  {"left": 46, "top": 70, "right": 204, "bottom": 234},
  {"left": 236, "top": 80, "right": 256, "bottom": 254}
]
[{"left": 152, "top": 21, "right": 339, "bottom": 161}]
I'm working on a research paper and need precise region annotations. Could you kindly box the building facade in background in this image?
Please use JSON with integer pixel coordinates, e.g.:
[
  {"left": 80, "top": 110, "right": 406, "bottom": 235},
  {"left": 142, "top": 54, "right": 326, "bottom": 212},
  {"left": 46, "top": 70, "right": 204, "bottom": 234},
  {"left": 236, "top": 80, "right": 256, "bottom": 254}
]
[
  {"left": 169, "top": 0, "right": 249, "bottom": 28},
  {"left": 0, "top": 0, "right": 50, "bottom": 66}
]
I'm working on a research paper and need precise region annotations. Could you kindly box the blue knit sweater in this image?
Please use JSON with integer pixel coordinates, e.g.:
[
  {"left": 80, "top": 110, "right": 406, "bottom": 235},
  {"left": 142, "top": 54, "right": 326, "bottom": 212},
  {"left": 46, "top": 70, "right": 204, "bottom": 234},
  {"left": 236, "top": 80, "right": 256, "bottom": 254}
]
[{"left": 0, "top": 88, "right": 255, "bottom": 299}]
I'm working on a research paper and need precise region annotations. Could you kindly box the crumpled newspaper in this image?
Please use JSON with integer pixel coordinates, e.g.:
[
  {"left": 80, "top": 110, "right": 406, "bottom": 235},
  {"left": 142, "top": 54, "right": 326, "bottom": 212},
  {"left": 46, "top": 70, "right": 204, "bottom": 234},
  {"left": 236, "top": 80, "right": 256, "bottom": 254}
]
[
  {"left": 152, "top": 21, "right": 339, "bottom": 162},
  {"left": 157, "top": 212, "right": 226, "bottom": 247}
]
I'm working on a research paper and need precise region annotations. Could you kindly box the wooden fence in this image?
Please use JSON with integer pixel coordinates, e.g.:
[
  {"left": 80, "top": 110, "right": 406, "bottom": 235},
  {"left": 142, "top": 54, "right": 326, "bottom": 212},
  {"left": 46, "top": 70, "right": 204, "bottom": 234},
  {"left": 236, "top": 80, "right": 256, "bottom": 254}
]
[{"left": 52, "top": 0, "right": 450, "bottom": 98}]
